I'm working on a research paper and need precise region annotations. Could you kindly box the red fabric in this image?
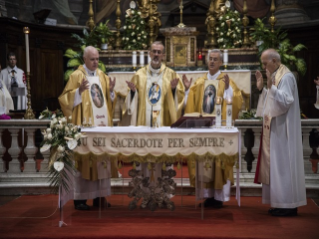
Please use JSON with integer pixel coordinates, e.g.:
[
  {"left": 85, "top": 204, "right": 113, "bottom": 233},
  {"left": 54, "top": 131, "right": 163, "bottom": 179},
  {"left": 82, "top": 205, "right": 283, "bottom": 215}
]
[
  {"left": 23, "top": 72, "right": 26, "bottom": 85},
  {"left": 254, "top": 129, "right": 263, "bottom": 184},
  {"left": 0, "top": 195, "right": 318, "bottom": 239}
]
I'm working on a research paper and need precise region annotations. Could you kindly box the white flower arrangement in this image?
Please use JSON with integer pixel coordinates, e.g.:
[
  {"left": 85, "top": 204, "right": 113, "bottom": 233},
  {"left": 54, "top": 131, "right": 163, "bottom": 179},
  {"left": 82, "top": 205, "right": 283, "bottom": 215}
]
[
  {"left": 216, "top": 7, "right": 242, "bottom": 49},
  {"left": 39, "top": 109, "right": 86, "bottom": 193},
  {"left": 122, "top": 6, "right": 148, "bottom": 50}
]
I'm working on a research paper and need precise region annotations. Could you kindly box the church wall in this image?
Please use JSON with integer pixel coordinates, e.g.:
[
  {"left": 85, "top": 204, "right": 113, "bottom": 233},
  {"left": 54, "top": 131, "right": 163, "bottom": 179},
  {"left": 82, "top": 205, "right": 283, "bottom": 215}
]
[{"left": 0, "top": 17, "right": 82, "bottom": 114}]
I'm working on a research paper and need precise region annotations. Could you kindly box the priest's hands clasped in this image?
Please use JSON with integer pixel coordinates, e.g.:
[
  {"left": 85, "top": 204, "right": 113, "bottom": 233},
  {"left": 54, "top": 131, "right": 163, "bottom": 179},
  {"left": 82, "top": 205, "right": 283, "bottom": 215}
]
[{"left": 255, "top": 70, "right": 263, "bottom": 91}]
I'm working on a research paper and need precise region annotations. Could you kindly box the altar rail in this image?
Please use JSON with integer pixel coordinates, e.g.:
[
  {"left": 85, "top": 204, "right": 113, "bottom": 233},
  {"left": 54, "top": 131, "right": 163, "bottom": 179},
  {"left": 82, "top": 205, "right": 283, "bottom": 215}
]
[{"left": 0, "top": 119, "right": 318, "bottom": 197}]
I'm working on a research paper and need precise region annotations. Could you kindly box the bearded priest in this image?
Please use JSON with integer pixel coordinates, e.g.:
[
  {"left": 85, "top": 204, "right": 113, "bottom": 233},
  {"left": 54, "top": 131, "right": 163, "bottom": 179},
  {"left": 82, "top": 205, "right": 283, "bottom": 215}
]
[{"left": 124, "top": 41, "right": 185, "bottom": 208}]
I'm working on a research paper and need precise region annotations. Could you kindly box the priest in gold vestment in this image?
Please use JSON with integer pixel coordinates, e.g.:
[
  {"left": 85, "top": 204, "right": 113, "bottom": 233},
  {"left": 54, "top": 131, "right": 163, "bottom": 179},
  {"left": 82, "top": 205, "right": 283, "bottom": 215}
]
[
  {"left": 125, "top": 41, "right": 185, "bottom": 127},
  {"left": 184, "top": 49, "right": 243, "bottom": 208},
  {"left": 58, "top": 46, "right": 117, "bottom": 210},
  {"left": 125, "top": 41, "right": 184, "bottom": 204}
]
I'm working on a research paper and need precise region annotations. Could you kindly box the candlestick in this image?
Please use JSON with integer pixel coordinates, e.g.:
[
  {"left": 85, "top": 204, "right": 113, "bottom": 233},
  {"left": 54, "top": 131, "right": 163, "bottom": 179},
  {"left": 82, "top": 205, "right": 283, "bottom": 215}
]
[
  {"left": 140, "top": 51, "right": 144, "bottom": 67},
  {"left": 132, "top": 51, "right": 137, "bottom": 68},
  {"left": 23, "top": 27, "right": 30, "bottom": 72},
  {"left": 177, "top": 0, "right": 186, "bottom": 28},
  {"left": 147, "top": 52, "right": 151, "bottom": 64},
  {"left": 223, "top": 49, "right": 228, "bottom": 70},
  {"left": 215, "top": 96, "right": 222, "bottom": 127},
  {"left": 226, "top": 97, "right": 232, "bottom": 127}
]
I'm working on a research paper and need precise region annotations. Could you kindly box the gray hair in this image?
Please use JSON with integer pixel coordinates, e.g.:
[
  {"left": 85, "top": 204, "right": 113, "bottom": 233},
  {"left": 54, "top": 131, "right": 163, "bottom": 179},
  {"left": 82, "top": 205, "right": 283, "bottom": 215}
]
[
  {"left": 207, "top": 49, "right": 223, "bottom": 63},
  {"left": 262, "top": 48, "right": 281, "bottom": 62},
  {"left": 83, "top": 46, "right": 99, "bottom": 58},
  {"left": 150, "top": 41, "right": 165, "bottom": 53}
]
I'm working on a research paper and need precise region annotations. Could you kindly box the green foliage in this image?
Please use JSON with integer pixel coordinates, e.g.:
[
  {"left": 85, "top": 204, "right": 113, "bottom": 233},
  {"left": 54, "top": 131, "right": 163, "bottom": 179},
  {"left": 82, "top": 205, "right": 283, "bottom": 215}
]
[
  {"left": 239, "top": 109, "right": 262, "bottom": 120},
  {"left": 216, "top": 8, "right": 242, "bottom": 49},
  {"left": 63, "top": 22, "right": 113, "bottom": 81},
  {"left": 277, "top": 39, "right": 307, "bottom": 76},
  {"left": 250, "top": 18, "right": 307, "bottom": 76},
  {"left": 95, "top": 20, "right": 113, "bottom": 44},
  {"left": 122, "top": 8, "right": 148, "bottom": 50}
]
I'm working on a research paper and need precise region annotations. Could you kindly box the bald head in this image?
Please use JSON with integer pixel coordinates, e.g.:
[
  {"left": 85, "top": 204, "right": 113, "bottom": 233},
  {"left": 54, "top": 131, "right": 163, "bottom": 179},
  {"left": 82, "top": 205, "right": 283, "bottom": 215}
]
[
  {"left": 261, "top": 48, "right": 281, "bottom": 62},
  {"left": 83, "top": 46, "right": 99, "bottom": 71},
  {"left": 260, "top": 48, "right": 281, "bottom": 74}
]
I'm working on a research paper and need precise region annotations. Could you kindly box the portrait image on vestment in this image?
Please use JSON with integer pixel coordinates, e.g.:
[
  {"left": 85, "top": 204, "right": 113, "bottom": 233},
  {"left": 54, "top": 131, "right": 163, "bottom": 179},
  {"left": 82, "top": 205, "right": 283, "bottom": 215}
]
[
  {"left": 202, "top": 84, "right": 216, "bottom": 114},
  {"left": 90, "top": 83, "right": 104, "bottom": 108},
  {"left": 148, "top": 82, "right": 161, "bottom": 105}
]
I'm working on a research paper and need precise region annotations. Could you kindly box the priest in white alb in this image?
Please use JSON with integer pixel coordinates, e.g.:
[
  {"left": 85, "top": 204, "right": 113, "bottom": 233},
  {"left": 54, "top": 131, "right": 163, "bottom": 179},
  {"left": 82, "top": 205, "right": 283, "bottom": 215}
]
[{"left": 254, "top": 48, "right": 307, "bottom": 216}]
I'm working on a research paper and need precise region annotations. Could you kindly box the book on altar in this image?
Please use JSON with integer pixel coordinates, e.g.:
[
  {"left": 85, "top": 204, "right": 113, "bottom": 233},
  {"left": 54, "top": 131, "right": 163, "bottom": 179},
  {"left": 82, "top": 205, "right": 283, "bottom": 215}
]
[{"left": 171, "top": 112, "right": 215, "bottom": 128}]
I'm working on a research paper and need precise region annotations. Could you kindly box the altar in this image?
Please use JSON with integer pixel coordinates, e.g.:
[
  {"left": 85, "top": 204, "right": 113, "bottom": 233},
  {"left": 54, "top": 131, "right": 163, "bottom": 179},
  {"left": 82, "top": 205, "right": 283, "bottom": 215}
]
[{"left": 66, "top": 126, "right": 241, "bottom": 213}]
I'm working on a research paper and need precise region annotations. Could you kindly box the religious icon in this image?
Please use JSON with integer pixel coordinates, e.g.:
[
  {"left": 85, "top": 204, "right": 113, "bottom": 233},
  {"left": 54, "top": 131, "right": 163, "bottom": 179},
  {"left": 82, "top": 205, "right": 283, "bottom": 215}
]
[
  {"left": 148, "top": 82, "right": 161, "bottom": 105},
  {"left": 90, "top": 83, "right": 104, "bottom": 108},
  {"left": 217, "top": 108, "right": 221, "bottom": 116},
  {"left": 227, "top": 109, "right": 231, "bottom": 116},
  {"left": 202, "top": 84, "right": 216, "bottom": 114}
]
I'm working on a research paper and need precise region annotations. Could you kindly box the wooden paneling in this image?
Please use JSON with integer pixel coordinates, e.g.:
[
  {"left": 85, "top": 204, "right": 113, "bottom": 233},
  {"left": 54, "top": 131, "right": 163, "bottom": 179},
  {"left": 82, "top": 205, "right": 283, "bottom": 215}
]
[{"left": 0, "top": 17, "right": 82, "bottom": 115}]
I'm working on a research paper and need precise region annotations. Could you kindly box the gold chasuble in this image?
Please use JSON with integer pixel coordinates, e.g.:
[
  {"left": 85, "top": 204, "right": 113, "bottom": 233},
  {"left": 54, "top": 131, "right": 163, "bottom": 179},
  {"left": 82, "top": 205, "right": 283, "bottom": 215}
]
[
  {"left": 185, "top": 72, "right": 243, "bottom": 120},
  {"left": 58, "top": 65, "right": 118, "bottom": 180},
  {"left": 255, "top": 64, "right": 291, "bottom": 185},
  {"left": 126, "top": 64, "right": 185, "bottom": 126},
  {"left": 185, "top": 72, "right": 243, "bottom": 188}
]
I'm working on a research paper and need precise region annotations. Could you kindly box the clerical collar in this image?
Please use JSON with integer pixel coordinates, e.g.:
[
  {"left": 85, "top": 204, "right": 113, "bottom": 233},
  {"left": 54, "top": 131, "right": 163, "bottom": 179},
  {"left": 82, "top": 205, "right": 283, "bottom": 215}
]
[
  {"left": 7, "top": 66, "right": 17, "bottom": 73},
  {"left": 149, "top": 63, "right": 161, "bottom": 75},
  {"left": 207, "top": 70, "right": 221, "bottom": 80},
  {"left": 83, "top": 64, "right": 96, "bottom": 76}
]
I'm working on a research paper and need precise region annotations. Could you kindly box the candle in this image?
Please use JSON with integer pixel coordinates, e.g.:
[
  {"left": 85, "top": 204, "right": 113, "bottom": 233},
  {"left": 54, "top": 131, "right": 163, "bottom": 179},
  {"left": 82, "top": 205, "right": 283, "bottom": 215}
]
[
  {"left": 198, "top": 51, "right": 202, "bottom": 60},
  {"left": 140, "top": 51, "right": 144, "bottom": 67},
  {"left": 223, "top": 49, "right": 228, "bottom": 65},
  {"left": 226, "top": 97, "right": 232, "bottom": 127},
  {"left": 216, "top": 96, "right": 222, "bottom": 105},
  {"left": 23, "top": 27, "right": 30, "bottom": 72},
  {"left": 132, "top": 51, "right": 137, "bottom": 68},
  {"left": 147, "top": 52, "right": 151, "bottom": 64}
]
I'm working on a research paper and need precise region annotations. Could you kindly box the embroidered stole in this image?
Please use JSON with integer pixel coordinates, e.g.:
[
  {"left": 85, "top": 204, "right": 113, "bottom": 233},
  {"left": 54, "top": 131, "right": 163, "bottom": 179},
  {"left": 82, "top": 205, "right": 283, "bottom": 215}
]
[
  {"left": 145, "top": 69, "right": 164, "bottom": 127},
  {"left": 87, "top": 76, "right": 109, "bottom": 126},
  {"left": 258, "top": 64, "right": 291, "bottom": 184}
]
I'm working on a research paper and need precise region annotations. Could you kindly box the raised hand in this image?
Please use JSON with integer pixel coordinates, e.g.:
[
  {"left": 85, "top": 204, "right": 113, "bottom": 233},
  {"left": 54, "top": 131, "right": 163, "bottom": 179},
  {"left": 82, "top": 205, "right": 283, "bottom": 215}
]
[
  {"left": 171, "top": 77, "right": 179, "bottom": 90},
  {"left": 255, "top": 70, "right": 264, "bottom": 91},
  {"left": 223, "top": 74, "right": 230, "bottom": 90},
  {"left": 126, "top": 81, "right": 136, "bottom": 92},
  {"left": 109, "top": 77, "right": 116, "bottom": 92},
  {"left": 314, "top": 76, "right": 319, "bottom": 86},
  {"left": 182, "top": 74, "right": 193, "bottom": 91},
  {"left": 79, "top": 78, "right": 89, "bottom": 95}
]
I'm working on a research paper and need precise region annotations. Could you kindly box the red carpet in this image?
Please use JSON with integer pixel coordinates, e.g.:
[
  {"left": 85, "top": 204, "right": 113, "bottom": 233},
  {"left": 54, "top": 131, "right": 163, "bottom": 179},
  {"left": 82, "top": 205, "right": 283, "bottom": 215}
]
[{"left": 0, "top": 195, "right": 318, "bottom": 239}]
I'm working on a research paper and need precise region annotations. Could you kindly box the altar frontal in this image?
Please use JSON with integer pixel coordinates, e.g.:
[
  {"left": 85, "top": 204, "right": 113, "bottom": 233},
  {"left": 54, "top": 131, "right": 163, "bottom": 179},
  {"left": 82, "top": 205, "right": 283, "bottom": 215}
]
[{"left": 76, "top": 127, "right": 239, "bottom": 163}]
